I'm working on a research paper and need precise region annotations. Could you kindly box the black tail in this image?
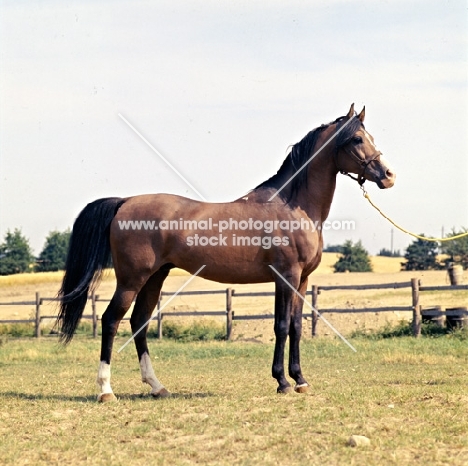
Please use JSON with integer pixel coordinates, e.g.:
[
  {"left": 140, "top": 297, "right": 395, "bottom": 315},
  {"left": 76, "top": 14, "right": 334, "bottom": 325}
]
[{"left": 57, "top": 197, "right": 126, "bottom": 343}]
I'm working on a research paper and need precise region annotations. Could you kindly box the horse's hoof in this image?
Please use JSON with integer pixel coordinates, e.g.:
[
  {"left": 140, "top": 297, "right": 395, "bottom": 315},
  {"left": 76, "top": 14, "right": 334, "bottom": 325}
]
[
  {"left": 97, "top": 392, "right": 117, "bottom": 403},
  {"left": 294, "top": 383, "right": 309, "bottom": 394},
  {"left": 277, "top": 385, "right": 294, "bottom": 394},
  {"left": 151, "top": 388, "right": 171, "bottom": 399}
]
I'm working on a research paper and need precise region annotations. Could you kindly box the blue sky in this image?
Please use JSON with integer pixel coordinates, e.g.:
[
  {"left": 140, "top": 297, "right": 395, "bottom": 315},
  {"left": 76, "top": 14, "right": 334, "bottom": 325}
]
[{"left": 1, "top": 0, "right": 467, "bottom": 256}]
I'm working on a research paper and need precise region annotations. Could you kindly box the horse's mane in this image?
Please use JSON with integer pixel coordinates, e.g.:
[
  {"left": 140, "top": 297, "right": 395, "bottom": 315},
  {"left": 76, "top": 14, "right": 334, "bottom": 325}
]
[{"left": 255, "top": 114, "right": 363, "bottom": 199}]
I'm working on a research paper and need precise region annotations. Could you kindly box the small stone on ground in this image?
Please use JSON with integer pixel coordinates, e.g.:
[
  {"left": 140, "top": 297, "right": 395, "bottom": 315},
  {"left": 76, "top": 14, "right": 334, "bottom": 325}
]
[{"left": 348, "top": 435, "right": 371, "bottom": 447}]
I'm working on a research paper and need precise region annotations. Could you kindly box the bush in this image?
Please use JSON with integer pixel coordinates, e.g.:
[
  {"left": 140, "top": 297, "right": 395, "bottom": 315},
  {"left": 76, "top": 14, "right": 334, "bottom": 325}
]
[{"left": 333, "top": 240, "right": 372, "bottom": 272}]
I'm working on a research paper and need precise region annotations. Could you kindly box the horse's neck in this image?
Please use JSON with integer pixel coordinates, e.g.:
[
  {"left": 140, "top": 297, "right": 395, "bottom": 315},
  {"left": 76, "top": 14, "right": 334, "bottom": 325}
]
[
  {"left": 246, "top": 124, "right": 339, "bottom": 220},
  {"left": 245, "top": 154, "right": 338, "bottom": 224},
  {"left": 293, "top": 154, "right": 338, "bottom": 223},
  {"left": 282, "top": 123, "right": 339, "bottom": 223}
]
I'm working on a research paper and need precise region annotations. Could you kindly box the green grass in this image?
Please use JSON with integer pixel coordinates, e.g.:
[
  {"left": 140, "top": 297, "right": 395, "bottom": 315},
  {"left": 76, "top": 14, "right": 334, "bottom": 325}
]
[
  {"left": 150, "top": 320, "right": 226, "bottom": 342},
  {"left": 0, "top": 320, "right": 227, "bottom": 342},
  {"left": 0, "top": 320, "right": 98, "bottom": 338},
  {"left": 0, "top": 322, "right": 35, "bottom": 337},
  {"left": 352, "top": 320, "right": 468, "bottom": 340},
  {"left": 0, "top": 337, "right": 467, "bottom": 465}
]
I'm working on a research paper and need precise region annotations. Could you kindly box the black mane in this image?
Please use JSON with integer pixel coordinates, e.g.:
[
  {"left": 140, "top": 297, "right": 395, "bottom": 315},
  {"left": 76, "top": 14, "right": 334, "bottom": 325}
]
[{"left": 256, "top": 114, "right": 363, "bottom": 199}]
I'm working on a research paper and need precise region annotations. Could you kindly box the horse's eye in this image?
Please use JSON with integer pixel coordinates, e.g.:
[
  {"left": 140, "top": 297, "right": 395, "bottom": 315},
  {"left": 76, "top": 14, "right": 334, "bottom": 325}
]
[{"left": 352, "top": 136, "right": 363, "bottom": 144}]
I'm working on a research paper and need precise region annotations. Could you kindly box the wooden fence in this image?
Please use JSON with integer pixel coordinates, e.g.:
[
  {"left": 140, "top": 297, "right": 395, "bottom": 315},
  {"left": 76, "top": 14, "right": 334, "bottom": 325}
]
[
  {"left": 0, "top": 279, "right": 467, "bottom": 339},
  {"left": 310, "top": 278, "right": 468, "bottom": 337},
  {"left": 0, "top": 293, "right": 99, "bottom": 339}
]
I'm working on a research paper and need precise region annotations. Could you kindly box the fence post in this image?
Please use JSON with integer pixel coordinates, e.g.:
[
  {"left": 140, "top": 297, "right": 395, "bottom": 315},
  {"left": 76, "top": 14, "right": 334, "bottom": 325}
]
[
  {"left": 411, "top": 278, "right": 421, "bottom": 337},
  {"left": 91, "top": 292, "right": 98, "bottom": 338},
  {"left": 157, "top": 296, "right": 163, "bottom": 339},
  {"left": 311, "top": 285, "right": 319, "bottom": 337},
  {"left": 35, "top": 292, "right": 41, "bottom": 338},
  {"left": 226, "top": 288, "right": 233, "bottom": 341}
]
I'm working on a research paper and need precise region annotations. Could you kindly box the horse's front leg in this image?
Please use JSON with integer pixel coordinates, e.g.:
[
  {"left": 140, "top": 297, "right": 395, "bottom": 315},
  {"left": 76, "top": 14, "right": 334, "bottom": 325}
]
[
  {"left": 272, "top": 274, "right": 298, "bottom": 394},
  {"left": 288, "top": 277, "right": 309, "bottom": 393}
]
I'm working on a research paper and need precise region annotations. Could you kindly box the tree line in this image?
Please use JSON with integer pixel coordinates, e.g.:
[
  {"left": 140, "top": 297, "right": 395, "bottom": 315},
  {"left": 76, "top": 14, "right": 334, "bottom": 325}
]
[
  {"left": 323, "top": 228, "right": 468, "bottom": 272},
  {"left": 0, "top": 229, "right": 70, "bottom": 275},
  {"left": 0, "top": 228, "right": 467, "bottom": 275}
]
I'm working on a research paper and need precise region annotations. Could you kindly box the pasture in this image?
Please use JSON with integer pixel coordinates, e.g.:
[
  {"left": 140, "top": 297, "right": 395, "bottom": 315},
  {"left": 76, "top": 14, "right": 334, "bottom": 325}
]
[
  {"left": 1, "top": 257, "right": 467, "bottom": 464},
  {"left": 1, "top": 337, "right": 468, "bottom": 465}
]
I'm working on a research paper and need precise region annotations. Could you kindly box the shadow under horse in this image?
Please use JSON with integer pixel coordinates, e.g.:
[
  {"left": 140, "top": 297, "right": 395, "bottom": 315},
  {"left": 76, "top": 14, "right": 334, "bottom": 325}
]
[{"left": 58, "top": 104, "right": 395, "bottom": 401}]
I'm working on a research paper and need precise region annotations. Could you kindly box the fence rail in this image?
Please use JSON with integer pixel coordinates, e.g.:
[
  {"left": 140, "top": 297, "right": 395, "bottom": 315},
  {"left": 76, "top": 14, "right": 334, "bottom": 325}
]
[
  {"left": 318, "top": 282, "right": 412, "bottom": 291},
  {"left": 0, "top": 279, "right": 466, "bottom": 339}
]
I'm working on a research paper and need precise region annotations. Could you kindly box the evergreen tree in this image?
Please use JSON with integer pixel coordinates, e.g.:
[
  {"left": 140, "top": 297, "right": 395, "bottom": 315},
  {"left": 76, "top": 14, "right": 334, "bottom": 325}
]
[
  {"left": 440, "top": 228, "right": 468, "bottom": 269},
  {"left": 402, "top": 236, "right": 439, "bottom": 271},
  {"left": 333, "top": 240, "right": 373, "bottom": 272},
  {"left": 0, "top": 229, "right": 34, "bottom": 275},
  {"left": 36, "top": 229, "right": 71, "bottom": 272}
]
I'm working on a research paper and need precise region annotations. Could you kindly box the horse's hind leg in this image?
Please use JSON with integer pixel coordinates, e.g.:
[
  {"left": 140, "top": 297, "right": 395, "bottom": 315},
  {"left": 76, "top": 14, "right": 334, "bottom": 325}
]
[
  {"left": 130, "top": 267, "right": 171, "bottom": 398},
  {"left": 97, "top": 286, "right": 139, "bottom": 402}
]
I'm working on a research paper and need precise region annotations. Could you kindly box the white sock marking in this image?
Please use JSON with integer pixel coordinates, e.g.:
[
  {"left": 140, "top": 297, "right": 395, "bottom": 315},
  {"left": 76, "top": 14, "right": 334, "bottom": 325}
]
[
  {"left": 140, "top": 352, "right": 164, "bottom": 394},
  {"left": 96, "top": 361, "right": 113, "bottom": 395}
]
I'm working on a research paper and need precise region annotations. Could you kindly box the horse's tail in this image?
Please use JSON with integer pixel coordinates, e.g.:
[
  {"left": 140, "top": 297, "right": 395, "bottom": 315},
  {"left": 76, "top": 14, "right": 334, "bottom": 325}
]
[{"left": 57, "top": 197, "right": 126, "bottom": 344}]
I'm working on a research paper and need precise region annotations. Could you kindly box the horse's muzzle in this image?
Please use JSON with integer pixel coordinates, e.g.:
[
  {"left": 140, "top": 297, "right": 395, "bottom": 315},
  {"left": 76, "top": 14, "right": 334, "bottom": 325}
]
[{"left": 378, "top": 168, "right": 396, "bottom": 189}]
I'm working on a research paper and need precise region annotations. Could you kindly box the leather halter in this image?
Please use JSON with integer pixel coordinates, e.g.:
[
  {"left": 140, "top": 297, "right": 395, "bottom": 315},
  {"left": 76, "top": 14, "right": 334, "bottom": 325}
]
[{"left": 334, "top": 144, "right": 382, "bottom": 186}]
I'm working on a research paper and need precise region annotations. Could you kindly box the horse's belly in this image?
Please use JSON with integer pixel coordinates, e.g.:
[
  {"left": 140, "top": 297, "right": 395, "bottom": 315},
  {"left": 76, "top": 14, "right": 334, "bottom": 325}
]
[{"left": 171, "top": 246, "right": 275, "bottom": 284}]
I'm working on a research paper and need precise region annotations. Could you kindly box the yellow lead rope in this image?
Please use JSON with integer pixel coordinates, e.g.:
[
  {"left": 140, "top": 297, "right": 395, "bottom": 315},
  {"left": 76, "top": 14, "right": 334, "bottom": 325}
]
[{"left": 361, "top": 186, "right": 468, "bottom": 242}]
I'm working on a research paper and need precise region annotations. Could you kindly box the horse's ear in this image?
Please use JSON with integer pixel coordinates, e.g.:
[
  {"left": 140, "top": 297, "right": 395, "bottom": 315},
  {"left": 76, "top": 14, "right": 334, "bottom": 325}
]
[
  {"left": 358, "top": 106, "right": 365, "bottom": 122},
  {"left": 347, "top": 103, "right": 355, "bottom": 118}
]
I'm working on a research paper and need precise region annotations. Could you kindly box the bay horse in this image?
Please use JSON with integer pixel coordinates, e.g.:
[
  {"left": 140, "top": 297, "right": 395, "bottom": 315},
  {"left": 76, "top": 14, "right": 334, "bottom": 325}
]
[{"left": 58, "top": 104, "right": 395, "bottom": 401}]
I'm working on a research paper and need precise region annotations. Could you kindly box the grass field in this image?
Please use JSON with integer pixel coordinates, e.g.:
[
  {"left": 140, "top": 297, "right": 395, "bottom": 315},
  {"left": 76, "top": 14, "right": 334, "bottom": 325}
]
[
  {"left": 1, "top": 255, "right": 467, "bottom": 463},
  {"left": 0, "top": 336, "right": 467, "bottom": 465}
]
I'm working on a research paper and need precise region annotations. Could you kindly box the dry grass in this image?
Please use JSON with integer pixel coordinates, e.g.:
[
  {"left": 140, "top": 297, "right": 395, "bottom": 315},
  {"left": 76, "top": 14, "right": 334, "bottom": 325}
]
[
  {"left": 0, "top": 253, "right": 404, "bottom": 287},
  {"left": 1, "top": 255, "right": 466, "bottom": 464},
  {"left": 0, "top": 266, "right": 192, "bottom": 288},
  {"left": 316, "top": 253, "right": 403, "bottom": 274},
  {"left": 0, "top": 337, "right": 467, "bottom": 465},
  {"left": 0, "top": 271, "right": 65, "bottom": 287}
]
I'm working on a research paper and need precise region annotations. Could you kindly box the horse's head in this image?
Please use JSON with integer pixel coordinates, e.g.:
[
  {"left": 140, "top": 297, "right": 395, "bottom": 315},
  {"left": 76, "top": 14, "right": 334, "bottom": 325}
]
[{"left": 334, "top": 104, "right": 395, "bottom": 189}]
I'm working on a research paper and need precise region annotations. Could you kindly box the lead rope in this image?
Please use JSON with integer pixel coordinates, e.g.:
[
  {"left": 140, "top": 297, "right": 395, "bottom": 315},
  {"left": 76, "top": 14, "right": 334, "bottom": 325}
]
[{"left": 360, "top": 185, "right": 468, "bottom": 242}]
